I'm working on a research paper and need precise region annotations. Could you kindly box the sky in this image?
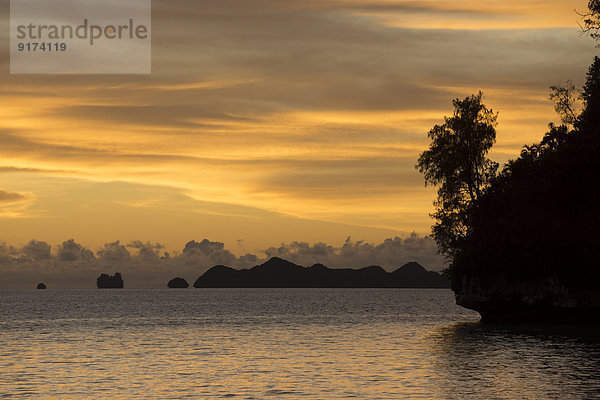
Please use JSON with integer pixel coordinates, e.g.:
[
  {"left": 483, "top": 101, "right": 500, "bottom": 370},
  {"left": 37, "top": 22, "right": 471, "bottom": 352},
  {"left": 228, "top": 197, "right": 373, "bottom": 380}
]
[{"left": 0, "top": 0, "right": 596, "bottom": 285}]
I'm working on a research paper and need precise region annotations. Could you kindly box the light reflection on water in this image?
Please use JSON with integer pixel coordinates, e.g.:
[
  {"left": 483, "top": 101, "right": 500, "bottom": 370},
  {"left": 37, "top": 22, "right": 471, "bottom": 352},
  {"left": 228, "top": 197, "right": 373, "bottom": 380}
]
[
  {"left": 1, "top": 289, "right": 599, "bottom": 399},
  {"left": 431, "top": 322, "right": 600, "bottom": 399}
]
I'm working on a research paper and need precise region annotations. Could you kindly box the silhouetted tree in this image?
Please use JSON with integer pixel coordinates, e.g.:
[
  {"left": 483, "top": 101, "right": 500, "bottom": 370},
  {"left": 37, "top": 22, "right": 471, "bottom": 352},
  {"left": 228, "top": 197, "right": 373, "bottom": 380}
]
[
  {"left": 416, "top": 92, "right": 498, "bottom": 258},
  {"left": 418, "top": 0, "right": 600, "bottom": 321},
  {"left": 579, "top": 0, "right": 600, "bottom": 41},
  {"left": 576, "top": 56, "right": 600, "bottom": 134},
  {"left": 444, "top": 56, "right": 600, "bottom": 291},
  {"left": 549, "top": 80, "right": 580, "bottom": 127}
]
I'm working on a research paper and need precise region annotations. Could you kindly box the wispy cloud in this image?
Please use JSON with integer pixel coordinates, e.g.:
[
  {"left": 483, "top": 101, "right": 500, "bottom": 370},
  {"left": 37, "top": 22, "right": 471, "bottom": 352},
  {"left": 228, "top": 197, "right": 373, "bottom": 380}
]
[
  {"left": 0, "top": 0, "right": 593, "bottom": 247},
  {"left": 0, "top": 190, "right": 27, "bottom": 203},
  {"left": 0, "top": 190, "right": 34, "bottom": 218}
]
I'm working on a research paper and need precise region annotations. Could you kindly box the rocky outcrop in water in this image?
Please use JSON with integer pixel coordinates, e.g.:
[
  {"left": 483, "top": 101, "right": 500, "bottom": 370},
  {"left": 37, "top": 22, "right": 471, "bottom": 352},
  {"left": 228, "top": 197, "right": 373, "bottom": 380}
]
[
  {"left": 96, "top": 272, "right": 124, "bottom": 289},
  {"left": 193, "top": 257, "right": 449, "bottom": 288},
  {"left": 36, "top": 283, "right": 46, "bottom": 289},
  {"left": 167, "top": 277, "right": 189, "bottom": 288}
]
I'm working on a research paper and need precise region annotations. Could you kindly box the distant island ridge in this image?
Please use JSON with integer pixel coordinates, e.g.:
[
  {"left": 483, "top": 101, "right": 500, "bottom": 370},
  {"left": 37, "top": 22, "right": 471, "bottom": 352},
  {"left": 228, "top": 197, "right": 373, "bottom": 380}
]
[
  {"left": 94, "top": 258, "right": 448, "bottom": 289},
  {"left": 193, "top": 257, "right": 449, "bottom": 288},
  {"left": 96, "top": 257, "right": 450, "bottom": 289}
]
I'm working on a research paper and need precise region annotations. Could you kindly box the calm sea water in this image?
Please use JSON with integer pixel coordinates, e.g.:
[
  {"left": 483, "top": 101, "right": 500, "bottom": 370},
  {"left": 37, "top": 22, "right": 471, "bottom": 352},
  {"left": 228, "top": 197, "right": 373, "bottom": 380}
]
[{"left": 1, "top": 289, "right": 600, "bottom": 399}]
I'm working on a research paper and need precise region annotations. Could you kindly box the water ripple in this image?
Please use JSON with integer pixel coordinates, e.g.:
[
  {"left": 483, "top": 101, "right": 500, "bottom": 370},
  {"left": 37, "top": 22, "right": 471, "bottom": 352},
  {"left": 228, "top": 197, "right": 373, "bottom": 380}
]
[{"left": 1, "top": 289, "right": 599, "bottom": 399}]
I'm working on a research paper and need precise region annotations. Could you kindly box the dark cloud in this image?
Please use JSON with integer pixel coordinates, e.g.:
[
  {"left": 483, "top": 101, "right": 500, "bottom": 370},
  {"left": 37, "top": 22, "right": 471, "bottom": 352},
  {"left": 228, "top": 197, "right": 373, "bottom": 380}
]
[
  {"left": 181, "top": 239, "right": 239, "bottom": 267},
  {"left": 264, "top": 233, "right": 444, "bottom": 270},
  {"left": 257, "top": 156, "right": 424, "bottom": 198},
  {"left": 0, "top": 166, "right": 70, "bottom": 174},
  {"left": 52, "top": 105, "right": 255, "bottom": 129},
  {"left": 57, "top": 239, "right": 95, "bottom": 262},
  {"left": 127, "top": 241, "right": 165, "bottom": 261},
  {"left": 97, "top": 241, "right": 131, "bottom": 263},
  {"left": 338, "top": 2, "right": 508, "bottom": 16},
  {"left": 22, "top": 240, "right": 51, "bottom": 261},
  {"left": 0, "top": 129, "right": 198, "bottom": 164},
  {"left": 0, "top": 190, "right": 27, "bottom": 203},
  {"left": 0, "top": 242, "right": 20, "bottom": 263}
]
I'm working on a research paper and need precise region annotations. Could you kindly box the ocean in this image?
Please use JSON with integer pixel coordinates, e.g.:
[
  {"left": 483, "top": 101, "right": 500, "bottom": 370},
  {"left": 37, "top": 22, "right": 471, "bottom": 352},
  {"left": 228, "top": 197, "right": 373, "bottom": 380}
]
[{"left": 1, "top": 289, "right": 599, "bottom": 399}]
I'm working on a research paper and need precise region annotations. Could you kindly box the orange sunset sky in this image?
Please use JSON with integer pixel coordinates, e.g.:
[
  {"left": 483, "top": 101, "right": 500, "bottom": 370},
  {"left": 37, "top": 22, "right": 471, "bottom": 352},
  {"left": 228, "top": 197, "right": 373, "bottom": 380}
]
[{"left": 0, "top": 0, "right": 595, "bottom": 258}]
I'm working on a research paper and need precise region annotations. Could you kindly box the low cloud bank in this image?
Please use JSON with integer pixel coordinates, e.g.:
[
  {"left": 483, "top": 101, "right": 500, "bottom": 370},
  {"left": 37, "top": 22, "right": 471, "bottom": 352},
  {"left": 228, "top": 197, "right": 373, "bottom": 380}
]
[
  {"left": 265, "top": 233, "right": 443, "bottom": 270},
  {"left": 0, "top": 234, "right": 445, "bottom": 289}
]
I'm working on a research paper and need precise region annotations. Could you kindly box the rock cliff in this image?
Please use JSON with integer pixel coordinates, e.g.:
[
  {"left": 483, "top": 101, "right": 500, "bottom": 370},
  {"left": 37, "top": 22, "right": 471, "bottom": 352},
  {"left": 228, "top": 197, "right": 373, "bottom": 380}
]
[{"left": 453, "top": 273, "right": 600, "bottom": 323}]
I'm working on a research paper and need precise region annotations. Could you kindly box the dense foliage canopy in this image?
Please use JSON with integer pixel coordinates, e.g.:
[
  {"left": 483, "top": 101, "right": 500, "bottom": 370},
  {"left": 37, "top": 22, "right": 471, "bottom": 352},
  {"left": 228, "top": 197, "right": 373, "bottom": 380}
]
[
  {"left": 416, "top": 92, "right": 498, "bottom": 258},
  {"left": 418, "top": 58, "right": 600, "bottom": 289}
]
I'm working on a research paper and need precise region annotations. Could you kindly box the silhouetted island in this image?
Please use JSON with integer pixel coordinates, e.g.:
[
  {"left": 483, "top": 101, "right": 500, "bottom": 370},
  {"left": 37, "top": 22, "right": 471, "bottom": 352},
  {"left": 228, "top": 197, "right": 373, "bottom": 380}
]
[
  {"left": 452, "top": 60, "right": 600, "bottom": 323},
  {"left": 96, "top": 272, "right": 124, "bottom": 289},
  {"left": 36, "top": 283, "right": 46, "bottom": 289},
  {"left": 416, "top": 54, "right": 600, "bottom": 323},
  {"left": 167, "top": 277, "right": 189, "bottom": 288},
  {"left": 193, "top": 257, "right": 449, "bottom": 288}
]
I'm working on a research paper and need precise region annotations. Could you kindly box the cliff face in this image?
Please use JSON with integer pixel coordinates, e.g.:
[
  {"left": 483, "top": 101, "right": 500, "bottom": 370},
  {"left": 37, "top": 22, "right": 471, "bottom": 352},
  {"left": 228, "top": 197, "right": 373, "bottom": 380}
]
[{"left": 454, "top": 273, "right": 600, "bottom": 323}]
